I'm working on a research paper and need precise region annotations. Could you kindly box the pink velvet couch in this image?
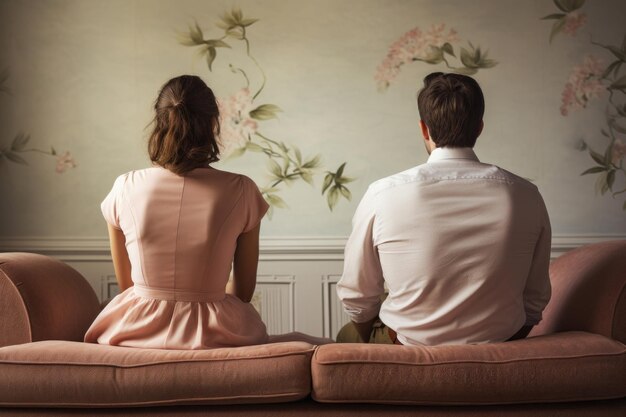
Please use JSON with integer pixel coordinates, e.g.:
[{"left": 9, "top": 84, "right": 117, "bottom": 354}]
[{"left": 0, "top": 241, "right": 625, "bottom": 416}]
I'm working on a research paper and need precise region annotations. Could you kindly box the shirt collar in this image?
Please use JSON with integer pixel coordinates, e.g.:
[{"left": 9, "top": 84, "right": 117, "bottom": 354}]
[{"left": 427, "top": 147, "right": 479, "bottom": 163}]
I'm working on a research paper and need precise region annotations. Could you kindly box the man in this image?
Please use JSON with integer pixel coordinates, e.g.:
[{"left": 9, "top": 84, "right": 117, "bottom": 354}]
[{"left": 336, "top": 72, "right": 551, "bottom": 346}]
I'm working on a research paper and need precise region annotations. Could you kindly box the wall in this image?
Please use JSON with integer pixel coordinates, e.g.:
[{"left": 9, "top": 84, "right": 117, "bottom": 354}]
[
  {"left": 0, "top": 0, "right": 625, "bottom": 239},
  {"left": 1, "top": 0, "right": 625, "bottom": 337}
]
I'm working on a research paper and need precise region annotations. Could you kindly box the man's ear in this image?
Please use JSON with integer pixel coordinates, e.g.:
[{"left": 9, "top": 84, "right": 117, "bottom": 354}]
[{"left": 419, "top": 120, "right": 430, "bottom": 141}]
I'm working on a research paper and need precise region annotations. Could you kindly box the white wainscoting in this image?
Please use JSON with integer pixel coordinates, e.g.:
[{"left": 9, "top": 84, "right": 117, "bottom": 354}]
[{"left": 1, "top": 235, "right": 624, "bottom": 338}]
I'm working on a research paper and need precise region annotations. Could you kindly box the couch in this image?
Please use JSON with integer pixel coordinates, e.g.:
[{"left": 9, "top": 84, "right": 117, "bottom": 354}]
[{"left": 0, "top": 240, "right": 624, "bottom": 416}]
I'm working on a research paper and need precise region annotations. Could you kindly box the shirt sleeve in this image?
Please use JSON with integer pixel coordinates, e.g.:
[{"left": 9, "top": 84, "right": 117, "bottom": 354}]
[
  {"left": 523, "top": 192, "right": 552, "bottom": 326},
  {"left": 100, "top": 174, "right": 127, "bottom": 230},
  {"left": 241, "top": 176, "right": 269, "bottom": 233},
  {"left": 336, "top": 186, "right": 385, "bottom": 323}
]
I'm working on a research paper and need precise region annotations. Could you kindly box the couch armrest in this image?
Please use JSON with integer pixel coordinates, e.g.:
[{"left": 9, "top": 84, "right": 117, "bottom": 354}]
[
  {"left": 0, "top": 252, "right": 101, "bottom": 348},
  {"left": 530, "top": 240, "right": 626, "bottom": 343}
]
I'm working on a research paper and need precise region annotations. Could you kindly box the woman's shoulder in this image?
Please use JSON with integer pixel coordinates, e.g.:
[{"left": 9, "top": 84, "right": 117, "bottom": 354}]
[{"left": 194, "top": 167, "right": 257, "bottom": 186}]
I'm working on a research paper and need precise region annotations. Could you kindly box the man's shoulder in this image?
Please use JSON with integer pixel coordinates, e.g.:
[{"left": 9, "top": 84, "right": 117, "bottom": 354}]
[
  {"left": 367, "top": 161, "right": 538, "bottom": 196},
  {"left": 367, "top": 165, "right": 429, "bottom": 195}
]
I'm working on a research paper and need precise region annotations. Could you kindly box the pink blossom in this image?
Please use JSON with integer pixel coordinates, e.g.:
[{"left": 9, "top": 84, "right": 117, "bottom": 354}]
[
  {"left": 560, "top": 55, "right": 605, "bottom": 116},
  {"left": 55, "top": 151, "right": 77, "bottom": 174},
  {"left": 562, "top": 11, "right": 586, "bottom": 36},
  {"left": 375, "top": 24, "right": 460, "bottom": 91},
  {"left": 217, "top": 88, "right": 258, "bottom": 156},
  {"left": 612, "top": 139, "right": 626, "bottom": 165}
]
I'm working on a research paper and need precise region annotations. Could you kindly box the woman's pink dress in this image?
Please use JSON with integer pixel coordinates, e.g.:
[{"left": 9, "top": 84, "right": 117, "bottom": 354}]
[{"left": 84, "top": 167, "right": 270, "bottom": 349}]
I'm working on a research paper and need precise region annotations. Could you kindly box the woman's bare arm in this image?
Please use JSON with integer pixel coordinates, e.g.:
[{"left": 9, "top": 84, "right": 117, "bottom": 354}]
[
  {"left": 107, "top": 224, "right": 133, "bottom": 291},
  {"left": 228, "top": 223, "right": 261, "bottom": 303}
]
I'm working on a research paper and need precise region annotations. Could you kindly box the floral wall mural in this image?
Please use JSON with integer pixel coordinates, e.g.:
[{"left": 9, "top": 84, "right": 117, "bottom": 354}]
[
  {"left": 0, "top": 69, "right": 76, "bottom": 174},
  {"left": 178, "top": 8, "right": 354, "bottom": 214},
  {"left": 542, "top": 0, "right": 626, "bottom": 209},
  {"left": 375, "top": 24, "right": 497, "bottom": 91},
  {"left": 0, "top": 0, "right": 624, "bottom": 239}
]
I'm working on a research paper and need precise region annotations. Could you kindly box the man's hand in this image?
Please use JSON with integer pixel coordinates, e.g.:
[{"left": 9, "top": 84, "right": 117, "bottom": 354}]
[{"left": 352, "top": 317, "right": 378, "bottom": 343}]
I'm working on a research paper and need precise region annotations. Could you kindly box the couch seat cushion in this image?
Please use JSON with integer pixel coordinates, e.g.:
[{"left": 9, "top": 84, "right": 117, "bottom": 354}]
[
  {"left": 312, "top": 332, "right": 626, "bottom": 405},
  {"left": 0, "top": 340, "right": 315, "bottom": 407}
]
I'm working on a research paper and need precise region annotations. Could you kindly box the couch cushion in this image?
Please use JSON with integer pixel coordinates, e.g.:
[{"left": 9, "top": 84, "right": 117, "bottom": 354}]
[
  {"left": 312, "top": 332, "right": 626, "bottom": 405},
  {"left": 0, "top": 340, "right": 315, "bottom": 407}
]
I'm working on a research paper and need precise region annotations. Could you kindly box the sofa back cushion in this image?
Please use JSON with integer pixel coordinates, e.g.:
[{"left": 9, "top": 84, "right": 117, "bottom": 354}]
[
  {"left": 530, "top": 240, "right": 626, "bottom": 344},
  {"left": 0, "top": 340, "right": 315, "bottom": 407},
  {"left": 311, "top": 332, "right": 626, "bottom": 405}
]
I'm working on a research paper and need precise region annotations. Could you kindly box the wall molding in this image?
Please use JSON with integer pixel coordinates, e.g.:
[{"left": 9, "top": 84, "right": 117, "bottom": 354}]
[{"left": 0, "top": 234, "right": 624, "bottom": 262}]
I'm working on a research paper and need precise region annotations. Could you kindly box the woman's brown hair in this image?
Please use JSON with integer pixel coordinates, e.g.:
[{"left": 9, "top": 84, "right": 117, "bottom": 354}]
[{"left": 148, "top": 75, "right": 220, "bottom": 175}]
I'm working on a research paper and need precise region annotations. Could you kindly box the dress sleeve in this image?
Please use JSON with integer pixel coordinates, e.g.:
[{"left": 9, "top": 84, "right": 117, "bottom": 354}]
[
  {"left": 241, "top": 176, "right": 269, "bottom": 233},
  {"left": 100, "top": 174, "right": 127, "bottom": 230}
]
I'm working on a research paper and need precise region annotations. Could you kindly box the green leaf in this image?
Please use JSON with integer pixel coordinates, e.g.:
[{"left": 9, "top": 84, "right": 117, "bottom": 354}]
[
  {"left": 268, "top": 159, "right": 283, "bottom": 179},
  {"left": 611, "top": 120, "right": 626, "bottom": 134},
  {"left": 541, "top": 13, "right": 567, "bottom": 20},
  {"left": 453, "top": 66, "right": 478, "bottom": 75},
  {"left": 554, "top": 0, "right": 584, "bottom": 12},
  {"left": 338, "top": 185, "right": 352, "bottom": 201},
  {"left": 549, "top": 19, "right": 566, "bottom": 43},
  {"left": 232, "top": 7, "right": 243, "bottom": 22},
  {"left": 581, "top": 166, "right": 606, "bottom": 175},
  {"left": 589, "top": 148, "right": 606, "bottom": 166},
  {"left": 327, "top": 187, "right": 340, "bottom": 211},
  {"left": 266, "top": 193, "right": 287, "bottom": 208},
  {"left": 50, "top": 146, "right": 57, "bottom": 156},
  {"left": 441, "top": 42, "right": 455, "bottom": 57},
  {"left": 607, "top": 170, "right": 616, "bottom": 190},
  {"left": 322, "top": 173, "right": 334, "bottom": 194},
  {"left": 205, "top": 39, "right": 231, "bottom": 48},
  {"left": 245, "top": 142, "right": 264, "bottom": 152},
  {"left": 294, "top": 147, "right": 302, "bottom": 165},
  {"left": 0, "top": 68, "right": 9, "bottom": 95},
  {"left": 460, "top": 47, "right": 475, "bottom": 68},
  {"left": 240, "top": 18, "right": 259, "bottom": 27},
  {"left": 11, "top": 133, "right": 30, "bottom": 151},
  {"left": 206, "top": 47, "right": 217, "bottom": 71},
  {"left": 336, "top": 162, "right": 346, "bottom": 178},
  {"left": 595, "top": 172, "right": 609, "bottom": 195},
  {"left": 188, "top": 22, "right": 204, "bottom": 44},
  {"left": 335, "top": 176, "right": 355, "bottom": 185},
  {"left": 4, "top": 151, "right": 27, "bottom": 165},
  {"left": 609, "top": 75, "right": 626, "bottom": 90},
  {"left": 302, "top": 155, "right": 321, "bottom": 169},
  {"left": 420, "top": 46, "right": 444, "bottom": 64},
  {"left": 300, "top": 171, "right": 314, "bottom": 185},
  {"left": 602, "top": 61, "right": 620, "bottom": 80},
  {"left": 606, "top": 45, "right": 626, "bottom": 62},
  {"left": 250, "top": 104, "right": 282, "bottom": 120}
]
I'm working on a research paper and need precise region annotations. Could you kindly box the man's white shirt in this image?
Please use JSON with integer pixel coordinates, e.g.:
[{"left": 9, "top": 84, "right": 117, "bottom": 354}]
[{"left": 337, "top": 147, "right": 551, "bottom": 346}]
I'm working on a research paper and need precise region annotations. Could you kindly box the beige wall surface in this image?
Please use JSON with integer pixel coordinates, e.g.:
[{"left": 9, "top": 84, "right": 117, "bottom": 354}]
[{"left": 0, "top": 0, "right": 625, "bottom": 239}]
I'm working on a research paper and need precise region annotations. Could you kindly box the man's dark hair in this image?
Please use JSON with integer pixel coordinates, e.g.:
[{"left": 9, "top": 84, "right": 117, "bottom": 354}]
[{"left": 417, "top": 72, "right": 485, "bottom": 148}]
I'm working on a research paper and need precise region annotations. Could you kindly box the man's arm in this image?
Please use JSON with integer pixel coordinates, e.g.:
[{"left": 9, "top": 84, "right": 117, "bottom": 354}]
[
  {"left": 336, "top": 188, "right": 385, "bottom": 342},
  {"left": 522, "top": 194, "right": 552, "bottom": 330}
]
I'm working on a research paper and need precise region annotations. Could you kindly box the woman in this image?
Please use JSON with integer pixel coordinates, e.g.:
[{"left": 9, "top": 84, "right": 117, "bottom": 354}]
[{"left": 85, "top": 75, "right": 327, "bottom": 349}]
